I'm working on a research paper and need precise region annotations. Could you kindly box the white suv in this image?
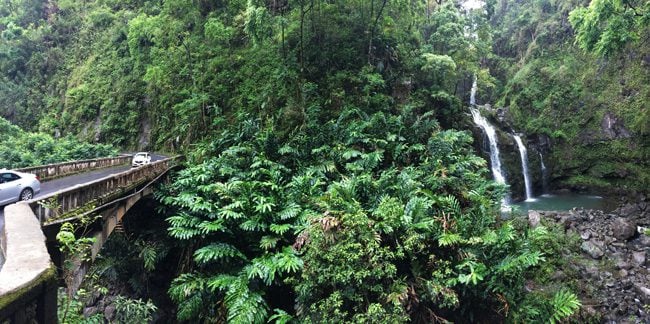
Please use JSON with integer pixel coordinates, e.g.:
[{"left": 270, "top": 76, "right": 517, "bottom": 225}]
[
  {"left": 0, "top": 170, "right": 41, "bottom": 206},
  {"left": 131, "top": 152, "right": 152, "bottom": 167}
]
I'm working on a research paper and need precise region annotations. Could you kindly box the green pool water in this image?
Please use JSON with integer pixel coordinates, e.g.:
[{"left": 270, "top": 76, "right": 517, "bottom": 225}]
[{"left": 510, "top": 193, "right": 616, "bottom": 214}]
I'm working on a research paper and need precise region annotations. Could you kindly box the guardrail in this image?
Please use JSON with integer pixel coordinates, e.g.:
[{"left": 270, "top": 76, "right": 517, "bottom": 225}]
[
  {"left": 15, "top": 155, "right": 132, "bottom": 181},
  {"left": 0, "top": 155, "right": 181, "bottom": 322},
  {"left": 29, "top": 156, "right": 180, "bottom": 223}
]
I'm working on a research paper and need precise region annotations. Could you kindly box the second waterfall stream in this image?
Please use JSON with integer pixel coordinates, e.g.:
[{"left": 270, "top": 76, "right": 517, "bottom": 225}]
[{"left": 513, "top": 135, "right": 535, "bottom": 201}]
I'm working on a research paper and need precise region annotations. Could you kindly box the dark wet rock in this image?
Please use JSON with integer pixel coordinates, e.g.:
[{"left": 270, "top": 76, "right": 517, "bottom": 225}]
[
  {"left": 634, "top": 284, "right": 650, "bottom": 303},
  {"left": 584, "top": 265, "right": 601, "bottom": 278},
  {"left": 582, "top": 241, "right": 605, "bottom": 259},
  {"left": 612, "top": 218, "right": 637, "bottom": 241},
  {"left": 638, "top": 234, "right": 650, "bottom": 247},
  {"left": 631, "top": 251, "right": 646, "bottom": 266},
  {"left": 83, "top": 306, "right": 98, "bottom": 318},
  {"left": 617, "top": 259, "right": 632, "bottom": 270},
  {"left": 601, "top": 112, "right": 632, "bottom": 140},
  {"left": 617, "top": 203, "right": 640, "bottom": 216},
  {"left": 551, "top": 270, "right": 566, "bottom": 280},
  {"left": 104, "top": 304, "right": 116, "bottom": 321},
  {"left": 537, "top": 199, "right": 650, "bottom": 323}
]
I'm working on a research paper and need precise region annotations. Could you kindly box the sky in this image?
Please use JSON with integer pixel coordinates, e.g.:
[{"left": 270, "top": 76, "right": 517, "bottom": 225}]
[{"left": 462, "top": 0, "right": 486, "bottom": 10}]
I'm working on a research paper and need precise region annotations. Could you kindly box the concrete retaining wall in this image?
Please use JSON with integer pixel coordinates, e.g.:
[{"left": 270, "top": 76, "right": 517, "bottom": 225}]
[{"left": 0, "top": 203, "right": 57, "bottom": 323}]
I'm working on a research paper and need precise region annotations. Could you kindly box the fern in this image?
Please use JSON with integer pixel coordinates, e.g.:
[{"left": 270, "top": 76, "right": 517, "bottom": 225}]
[
  {"left": 225, "top": 277, "right": 269, "bottom": 324},
  {"left": 273, "top": 247, "right": 303, "bottom": 274},
  {"left": 550, "top": 289, "right": 581, "bottom": 324},
  {"left": 168, "top": 226, "right": 203, "bottom": 240},
  {"left": 246, "top": 257, "right": 276, "bottom": 285},
  {"left": 269, "top": 223, "right": 292, "bottom": 235},
  {"left": 138, "top": 244, "right": 158, "bottom": 272},
  {"left": 342, "top": 149, "right": 362, "bottom": 160},
  {"left": 268, "top": 309, "right": 294, "bottom": 324},
  {"left": 438, "top": 232, "right": 463, "bottom": 247},
  {"left": 194, "top": 243, "right": 247, "bottom": 264},
  {"left": 260, "top": 235, "right": 280, "bottom": 250},
  {"left": 278, "top": 203, "right": 301, "bottom": 220},
  {"left": 197, "top": 219, "right": 226, "bottom": 234}
]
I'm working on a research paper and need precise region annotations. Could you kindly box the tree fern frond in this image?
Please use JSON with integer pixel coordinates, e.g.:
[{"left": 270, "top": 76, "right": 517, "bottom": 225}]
[
  {"left": 269, "top": 223, "right": 292, "bottom": 235},
  {"left": 225, "top": 277, "right": 269, "bottom": 324},
  {"left": 550, "top": 289, "right": 581, "bottom": 324},
  {"left": 168, "top": 227, "right": 203, "bottom": 240},
  {"left": 438, "top": 232, "right": 463, "bottom": 247},
  {"left": 260, "top": 235, "right": 280, "bottom": 250},
  {"left": 194, "top": 243, "right": 247, "bottom": 264},
  {"left": 197, "top": 219, "right": 227, "bottom": 234},
  {"left": 278, "top": 203, "right": 301, "bottom": 220}
]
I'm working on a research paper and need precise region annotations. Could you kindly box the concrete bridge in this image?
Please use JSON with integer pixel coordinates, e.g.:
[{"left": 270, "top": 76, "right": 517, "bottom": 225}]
[{"left": 0, "top": 155, "right": 180, "bottom": 323}]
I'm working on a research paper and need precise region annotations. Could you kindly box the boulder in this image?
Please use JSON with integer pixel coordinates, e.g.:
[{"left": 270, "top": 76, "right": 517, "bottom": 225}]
[
  {"left": 84, "top": 307, "right": 98, "bottom": 318},
  {"left": 634, "top": 284, "right": 650, "bottom": 303},
  {"left": 638, "top": 233, "right": 650, "bottom": 247},
  {"left": 617, "top": 203, "right": 639, "bottom": 216},
  {"left": 632, "top": 251, "right": 646, "bottom": 266},
  {"left": 611, "top": 218, "right": 636, "bottom": 241},
  {"left": 104, "top": 304, "right": 116, "bottom": 322},
  {"left": 528, "top": 210, "right": 541, "bottom": 228},
  {"left": 581, "top": 241, "right": 605, "bottom": 259}
]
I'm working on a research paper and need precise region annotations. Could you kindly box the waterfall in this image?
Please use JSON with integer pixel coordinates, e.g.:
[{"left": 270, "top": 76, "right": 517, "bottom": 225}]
[
  {"left": 470, "top": 76, "right": 510, "bottom": 207},
  {"left": 470, "top": 108, "right": 508, "bottom": 188},
  {"left": 539, "top": 152, "right": 549, "bottom": 194},
  {"left": 470, "top": 75, "right": 478, "bottom": 106},
  {"left": 513, "top": 135, "right": 534, "bottom": 201}
]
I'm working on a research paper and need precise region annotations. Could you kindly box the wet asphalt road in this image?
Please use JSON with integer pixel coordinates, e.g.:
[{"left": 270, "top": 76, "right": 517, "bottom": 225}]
[{"left": 0, "top": 154, "right": 166, "bottom": 241}]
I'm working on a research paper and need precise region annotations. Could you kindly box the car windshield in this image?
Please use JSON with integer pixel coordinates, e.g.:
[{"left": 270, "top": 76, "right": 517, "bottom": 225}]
[{"left": 135, "top": 153, "right": 148, "bottom": 158}]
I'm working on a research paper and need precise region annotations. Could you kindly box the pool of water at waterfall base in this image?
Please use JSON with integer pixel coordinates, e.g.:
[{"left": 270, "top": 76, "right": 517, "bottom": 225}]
[{"left": 511, "top": 193, "right": 618, "bottom": 214}]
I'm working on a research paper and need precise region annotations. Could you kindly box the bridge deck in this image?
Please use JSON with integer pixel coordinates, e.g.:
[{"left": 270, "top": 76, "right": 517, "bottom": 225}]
[
  {"left": 0, "top": 166, "right": 130, "bottom": 233},
  {"left": 0, "top": 155, "right": 178, "bottom": 322},
  {"left": 0, "top": 153, "right": 166, "bottom": 233}
]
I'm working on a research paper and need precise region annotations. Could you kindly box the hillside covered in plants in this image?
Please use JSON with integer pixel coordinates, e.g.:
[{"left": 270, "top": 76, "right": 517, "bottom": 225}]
[
  {"left": 1, "top": 0, "right": 648, "bottom": 322},
  {"left": 0, "top": 116, "right": 116, "bottom": 168}
]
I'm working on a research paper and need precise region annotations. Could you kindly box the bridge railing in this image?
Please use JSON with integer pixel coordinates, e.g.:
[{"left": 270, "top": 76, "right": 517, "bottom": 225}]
[
  {"left": 1, "top": 156, "right": 181, "bottom": 322},
  {"left": 29, "top": 156, "right": 180, "bottom": 223},
  {"left": 15, "top": 155, "right": 133, "bottom": 181}
]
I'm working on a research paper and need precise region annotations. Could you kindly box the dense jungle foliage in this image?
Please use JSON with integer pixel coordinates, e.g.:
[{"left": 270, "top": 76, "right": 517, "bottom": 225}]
[
  {"left": 1, "top": 0, "right": 648, "bottom": 322},
  {"left": 0, "top": 116, "right": 116, "bottom": 168}
]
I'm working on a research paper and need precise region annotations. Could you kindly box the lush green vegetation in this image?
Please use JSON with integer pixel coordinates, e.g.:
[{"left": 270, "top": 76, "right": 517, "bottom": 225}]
[
  {"left": 0, "top": 117, "right": 116, "bottom": 168},
  {"left": 2, "top": 0, "right": 648, "bottom": 322},
  {"left": 157, "top": 111, "right": 581, "bottom": 322}
]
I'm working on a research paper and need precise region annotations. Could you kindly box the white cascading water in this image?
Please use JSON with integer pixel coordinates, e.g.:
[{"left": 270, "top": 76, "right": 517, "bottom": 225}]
[
  {"left": 539, "top": 152, "right": 549, "bottom": 194},
  {"left": 469, "top": 77, "right": 509, "bottom": 196},
  {"left": 471, "top": 108, "right": 508, "bottom": 187},
  {"left": 513, "top": 135, "right": 534, "bottom": 201},
  {"left": 470, "top": 75, "right": 478, "bottom": 106}
]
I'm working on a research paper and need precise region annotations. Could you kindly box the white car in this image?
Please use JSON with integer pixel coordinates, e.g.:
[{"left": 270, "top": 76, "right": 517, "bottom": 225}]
[
  {"left": 0, "top": 170, "right": 41, "bottom": 206},
  {"left": 131, "top": 152, "right": 152, "bottom": 167}
]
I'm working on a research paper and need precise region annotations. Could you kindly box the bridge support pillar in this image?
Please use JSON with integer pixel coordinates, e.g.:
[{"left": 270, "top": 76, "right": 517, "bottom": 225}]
[{"left": 36, "top": 276, "right": 57, "bottom": 323}]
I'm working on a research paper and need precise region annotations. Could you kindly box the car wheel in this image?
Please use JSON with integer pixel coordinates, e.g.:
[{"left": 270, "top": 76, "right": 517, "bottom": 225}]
[{"left": 19, "top": 188, "right": 33, "bottom": 201}]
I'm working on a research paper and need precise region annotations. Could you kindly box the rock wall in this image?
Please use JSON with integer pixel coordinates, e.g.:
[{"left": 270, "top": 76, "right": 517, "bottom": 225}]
[{"left": 530, "top": 196, "right": 649, "bottom": 322}]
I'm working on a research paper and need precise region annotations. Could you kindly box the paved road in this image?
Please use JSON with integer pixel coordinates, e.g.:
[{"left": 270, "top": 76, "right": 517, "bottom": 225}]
[{"left": 0, "top": 154, "right": 166, "bottom": 241}]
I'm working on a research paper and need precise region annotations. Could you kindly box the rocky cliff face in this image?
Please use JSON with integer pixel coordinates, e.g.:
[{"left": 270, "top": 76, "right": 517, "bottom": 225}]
[{"left": 469, "top": 92, "right": 648, "bottom": 201}]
